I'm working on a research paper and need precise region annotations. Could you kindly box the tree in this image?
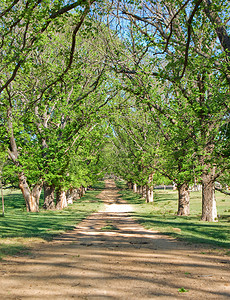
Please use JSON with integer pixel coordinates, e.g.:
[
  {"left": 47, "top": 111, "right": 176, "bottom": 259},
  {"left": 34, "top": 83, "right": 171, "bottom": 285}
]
[
  {"left": 1, "top": 11, "right": 116, "bottom": 211},
  {"left": 0, "top": 0, "right": 95, "bottom": 95},
  {"left": 0, "top": 149, "right": 7, "bottom": 216},
  {"left": 0, "top": 1, "right": 98, "bottom": 212},
  {"left": 103, "top": 0, "right": 230, "bottom": 221}
]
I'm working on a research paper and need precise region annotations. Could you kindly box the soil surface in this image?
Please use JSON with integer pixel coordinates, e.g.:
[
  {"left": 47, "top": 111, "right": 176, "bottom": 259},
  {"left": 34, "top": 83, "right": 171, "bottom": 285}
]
[{"left": 0, "top": 180, "right": 230, "bottom": 299}]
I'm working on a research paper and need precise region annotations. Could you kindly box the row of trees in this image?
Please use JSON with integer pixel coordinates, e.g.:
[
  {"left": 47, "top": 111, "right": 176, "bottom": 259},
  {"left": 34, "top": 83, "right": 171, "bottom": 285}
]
[
  {"left": 98, "top": 0, "right": 230, "bottom": 222},
  {"left": 0, "top": 1, "right": 116, "bottom": 211},
  {"left": 0, "top": 0, "right": 229, "bottom": 222}
]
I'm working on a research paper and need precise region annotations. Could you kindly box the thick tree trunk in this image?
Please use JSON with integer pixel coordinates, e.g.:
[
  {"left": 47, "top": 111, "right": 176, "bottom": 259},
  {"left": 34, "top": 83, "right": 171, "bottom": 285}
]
[
  {"left": 62, "top": 188, "right": 79, "bottom": 201},
  {"left": 146, "top": 173, "right": 154, "bottom": 203},
  {"left": 82, "top": 187, "right": 85, "bottom": 196},
  {"left": 146, "top": 186, "right": 154, "bottom": 203},
  {"left": 72, "top": 188, "right": 80, "bottom": 201},
  {"left": 7, "top": 107, "right": 42, "bottom": 212},
  {"left": 137, "top": 186, "right": 141, "bottom": 194},
  {"left": 177, "top": 183, "right": 190, "bottom": 216},
  {"left": 78, "top": 186, "right": 84, "bottom": 198},
  {"left": 56, "top": 190, "right": 67, "bottom": 210},
  {"left": 133, "top": 183, "right": 137, "bottom": 193},
  {"left": 43, "top": 183, "right": 55, "bottom": 210},
  {"left": 1, "top": 176, "right": 5, "bottom": 216},
  {"left": 147, "top": 186, "right": 153, "bottom": 202},
  {"left": 201, "top": 173, "right": 217, "bottom": 222},
  {"left": 66, "top": 188, "right": 73, "bottom": 205},
  {"left": 18, "top": 172, "right": 42, "bottom": 212},
  {"left": 142, "top": 185, "right": 147, "bottom": 199}
]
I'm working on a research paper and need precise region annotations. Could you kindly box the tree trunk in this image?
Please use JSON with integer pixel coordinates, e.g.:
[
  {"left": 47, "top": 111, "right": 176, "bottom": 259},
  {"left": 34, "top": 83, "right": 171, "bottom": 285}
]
[
  {"left": 72, "top": 188, "right": 80, "bottom": 201},
  {"left": 7, "top": 107, "right": 42, "bottom": 212},
  {"left": 177, "top": 183, "right": 190, "bottom": 216},
  {"left": 18, "top": 172, "right": 42, "bottom": 212},
  {"left": 201, "top": 173, "right": 217, "bottom": 222},
  {"left": 66, "top": 188, "right": 73, "bottom": 205},
  {"left": 56, "top": 190, "right": 67, "bottom": 210},
  {"left": 133, "top": 183, "right": 137, "bottom": 193},
  {"left": 82, "top": 185, "right": 86, "bottom": 195},
  {"left": 142, "top": 185, "right": 147, "bottom": 199},
  {"left": 43, "top": 183, "right": 55, "bottom": 210},
  {"left": 78, "top": 186, "right": 84, "bottom": 198},
  {"left": 0, "top": 176, "right": 4, "bottom": 216},
  {"left": 146, "top": 173, "right": 154, "bottom": 203},
  {"left": 146, "top": 186, "right": 154, "bottom": 203}
]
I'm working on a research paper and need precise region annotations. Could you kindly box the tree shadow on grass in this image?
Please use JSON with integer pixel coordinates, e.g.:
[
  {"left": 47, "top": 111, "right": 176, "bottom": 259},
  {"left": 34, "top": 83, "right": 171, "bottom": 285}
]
[
  {"left": 132, "top": 213, "right": 230, "bottom": 248},
  {"left": 118, "top": 191, "right": 143, "bottom": 205},
  {"left": 0, "top": 186, "right": 104, "bottom": 242},
  {"left": 0, "top": 243, "right": 30, "bottom": 260}
]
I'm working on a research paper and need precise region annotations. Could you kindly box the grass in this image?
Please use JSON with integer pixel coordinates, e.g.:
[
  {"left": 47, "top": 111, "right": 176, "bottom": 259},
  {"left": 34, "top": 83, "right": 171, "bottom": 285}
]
[
  {"left": 100, "top": 220, "right": 119, "bottom": 231},
  {"left": 116, "top": 180, "right": 230, "bottom": 249},
  {"left": 178, "top": 288, "right": 189, "bottom": 293},
  {"left": 0, "top": 181, "right": 104, "bottom": 259}
]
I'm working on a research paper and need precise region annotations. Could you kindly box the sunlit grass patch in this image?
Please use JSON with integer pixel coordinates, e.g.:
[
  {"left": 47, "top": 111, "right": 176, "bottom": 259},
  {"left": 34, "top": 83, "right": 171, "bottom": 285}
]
[
  {"left": 116, "top": 180, "right": 230, "bottom": 248},
  {"left": 0, "top": 181, "right": 104, "bottom": 259}
]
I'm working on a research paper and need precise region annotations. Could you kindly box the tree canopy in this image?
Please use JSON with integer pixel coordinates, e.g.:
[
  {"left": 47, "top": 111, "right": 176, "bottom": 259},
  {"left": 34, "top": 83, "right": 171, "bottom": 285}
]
[{"left": 1, "top": 0, "right": 229, "bottom": 222}]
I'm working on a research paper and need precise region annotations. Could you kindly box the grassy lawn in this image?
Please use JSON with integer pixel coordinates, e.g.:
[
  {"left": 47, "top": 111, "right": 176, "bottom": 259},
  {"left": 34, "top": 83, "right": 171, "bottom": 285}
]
[
  {"left": 116, "top": 181, "right": 230, "bottom": 250},
  {"left": 0, "top": 181, "right": 104, "bottom": 259}
]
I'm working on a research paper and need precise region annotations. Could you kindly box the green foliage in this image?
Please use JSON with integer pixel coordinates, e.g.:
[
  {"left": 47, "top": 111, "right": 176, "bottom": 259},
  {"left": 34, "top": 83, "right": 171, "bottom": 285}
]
[
  {"left": 1, "top": 0, "right": 230, "bottom": 223},
  {"left": 1, "top": 15, "right": 114, "bottom": 200}
]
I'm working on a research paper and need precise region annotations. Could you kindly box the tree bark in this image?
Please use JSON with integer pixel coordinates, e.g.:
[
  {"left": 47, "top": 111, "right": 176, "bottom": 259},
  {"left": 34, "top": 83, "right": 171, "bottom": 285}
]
[
  {"left": 177, "top": 183, "right": 190, "bottom": 216},
  {"left": 78, "top": 186, "right": 84, "bottom": 198},
  {"left": 7, "top": 106, "right": 42, "bottom": 212},
  {"left": 0, "top": 176, "right": 4, "bottom": 216},
  {"left": 81, "top": 185, "right": 85, "bottom": 197},
  {"left": 201, "top": 173, "right": 217, "bottom": 222},
  {"left": 18, "top": 172, "right": 42, "bottom": 212},
  {"left": 146, "top": 173, "right": 154, "bottom": 203},
  {"left": 66, "top": 188, "right": 73, "bottom": 205},
  {"left": 142, "top": 185, "right": 147, "bottom": 199},
  {"left": 133, "top": 183, "right": 137, "bottom": 193},
  {"left": 56, "top": 190, "right": 67, "bottom": 210},
  {"left": 146, "top": 185, "right": 154, "bottom": 203},
  {"left": 43, "top": 183, "right": 55, "bottom": 210},
  {"left": 72, "top": 188, "right": 80, "bottom": 201}
]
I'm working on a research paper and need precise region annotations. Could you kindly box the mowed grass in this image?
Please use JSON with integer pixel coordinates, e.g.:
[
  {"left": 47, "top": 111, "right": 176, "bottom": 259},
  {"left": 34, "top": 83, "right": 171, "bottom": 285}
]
[
  {"left": 0, "top": 181, "right": 104, "bottom": 259},
  {"left": 116, "top": 181, "right": 230, "bottom": 249}
]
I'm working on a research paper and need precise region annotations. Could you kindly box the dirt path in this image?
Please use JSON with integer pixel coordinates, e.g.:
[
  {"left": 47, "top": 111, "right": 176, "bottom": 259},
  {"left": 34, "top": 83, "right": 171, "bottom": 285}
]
[{"left": 0, "top": 180, "right": 229, "bottom": 299}]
